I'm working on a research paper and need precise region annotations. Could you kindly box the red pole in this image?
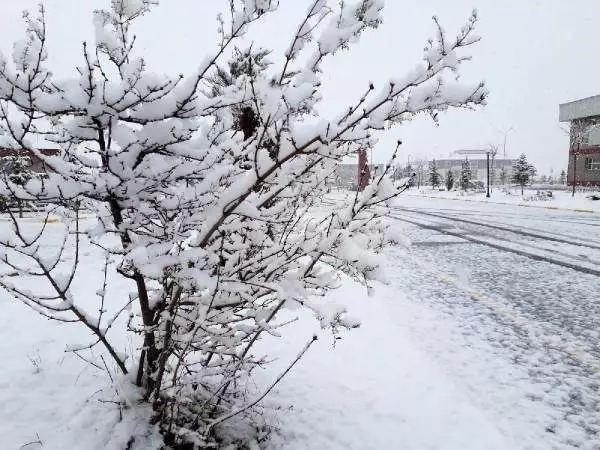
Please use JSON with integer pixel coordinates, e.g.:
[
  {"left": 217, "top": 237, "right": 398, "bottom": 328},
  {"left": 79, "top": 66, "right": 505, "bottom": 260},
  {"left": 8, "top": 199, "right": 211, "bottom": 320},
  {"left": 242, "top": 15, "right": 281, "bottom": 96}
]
[{"left": 358, "top": 149, "right": 371, "bottom": 191}]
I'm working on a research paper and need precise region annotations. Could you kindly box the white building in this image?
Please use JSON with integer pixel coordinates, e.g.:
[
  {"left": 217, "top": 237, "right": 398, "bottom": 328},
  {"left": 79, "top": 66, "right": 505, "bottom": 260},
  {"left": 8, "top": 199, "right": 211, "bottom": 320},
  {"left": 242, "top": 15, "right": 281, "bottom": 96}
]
[{"left": 432, "top": 158, "right": 515, "bottom": 183}]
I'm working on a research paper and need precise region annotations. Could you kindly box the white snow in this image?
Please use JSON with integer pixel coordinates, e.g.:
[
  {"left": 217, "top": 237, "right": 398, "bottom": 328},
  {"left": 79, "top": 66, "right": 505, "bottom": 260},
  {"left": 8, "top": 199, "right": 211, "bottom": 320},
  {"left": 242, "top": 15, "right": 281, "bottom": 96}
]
[
  {"left": 405, "top": 187, "right": 600, "bottom": 212},
  {"left": 0, "top": 251, "right": 511, "bottom": 450},
  {"left": 258, "top": 280, "right": 512, "bottom": 450},
  {"left": 0, "top": 232, "right": 161, "bottom": 449},
  {"left": 6, "top": 195, "right": 600, "bottom": 449}
]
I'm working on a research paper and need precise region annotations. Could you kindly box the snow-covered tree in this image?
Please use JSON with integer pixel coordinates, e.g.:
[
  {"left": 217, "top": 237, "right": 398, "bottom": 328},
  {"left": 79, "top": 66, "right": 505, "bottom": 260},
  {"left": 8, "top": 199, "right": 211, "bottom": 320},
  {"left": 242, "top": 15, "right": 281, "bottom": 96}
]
[
  {"left": 3, "top": 154, "right": 33, "bottom": 186},
  {"left": 0, "top": 1, "right": 486, "bottom": 446},
  {"left": 460, "top": 158, "right": 472, "bottom": 190},
  {"left": 1, "top": 152, "right": 39, "bottom": 217},
  {"left": 428, "top": 160, "right": 441, "bottom": 188},
  {"left": 391, "top": 163, "right": 402, "bottom": 181},
  {"left": 445, "top": 169, "right": 454, "bottom": 191},
  {"left": 512, "top": 153, "right": 536, "bottom": 194},
  {"left": 547, "top": 169, "right": 555, "bottom": 185},
  {"left": 499, "top": 165, "right": 508, "bottom": 186},
  {"left": 413, "top": 157, "right": 427, "bottom": 189},
  {"left": 403, "top": 162, "right": 416, "bottom": 187},
  {"left": 559, "top": 169, "right": 567, "bottom": 185},
  {"left": 529, "top": 165, "right": 537, "bottom": 182}
]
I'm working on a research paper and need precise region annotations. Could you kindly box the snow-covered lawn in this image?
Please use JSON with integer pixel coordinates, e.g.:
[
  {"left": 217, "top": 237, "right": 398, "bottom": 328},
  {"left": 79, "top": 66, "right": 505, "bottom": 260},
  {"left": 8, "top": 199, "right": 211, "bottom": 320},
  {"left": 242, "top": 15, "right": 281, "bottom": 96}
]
[
  {"left": 405, "top": 187, "right": 600, "bottom": 212},
  {"left": 0, "top": 218, "right": 160, "bottom": 449},
  {"left": 0, "top": 237, "right": 512, "bottom": 450}
]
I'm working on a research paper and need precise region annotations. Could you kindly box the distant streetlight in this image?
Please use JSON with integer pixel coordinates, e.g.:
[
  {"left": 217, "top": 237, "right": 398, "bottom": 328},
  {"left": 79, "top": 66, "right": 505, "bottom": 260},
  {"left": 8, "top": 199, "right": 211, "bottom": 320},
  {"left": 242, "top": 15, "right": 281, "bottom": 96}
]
[
  {"left": 498, "top": 127, "right": 514, "bottom": 160},
  {"left": 572, "top": 145, "right": 578, "bottom": 197}
]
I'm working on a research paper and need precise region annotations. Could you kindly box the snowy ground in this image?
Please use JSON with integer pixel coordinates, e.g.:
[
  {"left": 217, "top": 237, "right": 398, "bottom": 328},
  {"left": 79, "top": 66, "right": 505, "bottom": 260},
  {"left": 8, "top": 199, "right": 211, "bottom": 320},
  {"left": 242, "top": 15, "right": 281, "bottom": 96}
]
[
  {"left": 3, "top": 195, "right": 600, "bottom": 449},
  {"left": 407, "top": 186, "right": 600, "bottom": 212}
]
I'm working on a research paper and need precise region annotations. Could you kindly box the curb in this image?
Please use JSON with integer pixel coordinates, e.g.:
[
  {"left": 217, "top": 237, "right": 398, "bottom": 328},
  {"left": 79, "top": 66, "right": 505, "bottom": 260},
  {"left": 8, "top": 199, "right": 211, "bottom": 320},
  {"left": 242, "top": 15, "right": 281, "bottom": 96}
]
[
  {"left": 0, "top": 215, "right": 94, "bottom": 224},
  {"left": 574, "top": 209, "right": 595, "bottom": 214},
  {"left": 406, "top": 194, "right": 597, "bottom": 214}
]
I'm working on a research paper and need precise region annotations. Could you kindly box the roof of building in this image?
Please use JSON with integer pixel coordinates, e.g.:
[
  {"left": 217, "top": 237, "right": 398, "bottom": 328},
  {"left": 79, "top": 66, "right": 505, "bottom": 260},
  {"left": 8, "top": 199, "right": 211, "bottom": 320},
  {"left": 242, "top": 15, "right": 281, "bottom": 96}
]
[{"left": 559, "top": 95, "right": 600, "bottom": 122}]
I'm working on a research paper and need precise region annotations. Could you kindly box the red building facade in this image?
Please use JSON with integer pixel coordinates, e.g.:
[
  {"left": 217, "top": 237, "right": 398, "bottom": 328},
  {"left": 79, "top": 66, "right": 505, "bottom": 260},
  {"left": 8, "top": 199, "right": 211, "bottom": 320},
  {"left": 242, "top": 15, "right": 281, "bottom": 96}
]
[{"left": 560, "top": 95, "right": 600, "bottom": 187}]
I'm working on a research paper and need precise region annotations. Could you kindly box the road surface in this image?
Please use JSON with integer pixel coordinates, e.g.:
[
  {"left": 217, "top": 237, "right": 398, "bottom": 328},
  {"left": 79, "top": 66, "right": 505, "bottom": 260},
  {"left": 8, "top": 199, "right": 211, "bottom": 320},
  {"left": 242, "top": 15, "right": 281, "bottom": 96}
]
[{"left": 387, "top": 195, "right": 600, "bottom": 449}]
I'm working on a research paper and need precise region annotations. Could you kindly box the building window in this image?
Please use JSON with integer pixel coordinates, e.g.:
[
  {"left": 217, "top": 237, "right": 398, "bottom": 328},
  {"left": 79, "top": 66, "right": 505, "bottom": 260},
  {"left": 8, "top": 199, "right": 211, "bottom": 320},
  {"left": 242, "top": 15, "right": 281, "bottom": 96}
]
[
  {"left": 582, "top": 131, "right": 590, "bottom": 145},
  {"left": 585, "top": 157, "right": 600, "bottom": 170}
]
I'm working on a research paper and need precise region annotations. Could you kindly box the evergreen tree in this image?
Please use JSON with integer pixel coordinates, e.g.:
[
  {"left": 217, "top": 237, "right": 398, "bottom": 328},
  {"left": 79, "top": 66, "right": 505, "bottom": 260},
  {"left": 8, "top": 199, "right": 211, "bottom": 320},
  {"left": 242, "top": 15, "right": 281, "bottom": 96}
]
[
  {"left": 4, "top": 154, "right": 33, "bottom": 186},
  {"left": 559, "top": 169, "right": 567, "bottom": 185},
  {"left": 445, "top": 169, "right": 454, "bottom": 191},
  {"left": 404, "top": 163, "right": 415, "bottom": 187},
  {"left": 512, "top": 153, "right": 536, "bottom": 194},
  {"left": 499, "top": 165, "right": 508, "bottom": 186},
  {"left": 460, "top": 158, "right": 472, "bottom": 190},
  {"left": 429, "top": 159, "right": 441, "bottom": 188},
  {"left": 2, "top": 153, "right": 34, "bottom": 217},
  {"left": 528, "top": 164, "right": 537, "bottom": 184},
  {"left": 207, "top": 46, "right": 274, "bottom": 147}
]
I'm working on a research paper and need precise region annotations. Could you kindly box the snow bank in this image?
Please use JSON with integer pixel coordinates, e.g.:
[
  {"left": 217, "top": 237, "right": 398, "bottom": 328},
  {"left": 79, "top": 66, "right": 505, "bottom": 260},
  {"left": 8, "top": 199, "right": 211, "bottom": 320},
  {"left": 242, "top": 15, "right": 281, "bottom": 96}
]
[{"left": 403, "top": 188, "right": 600, "bottom": 213}]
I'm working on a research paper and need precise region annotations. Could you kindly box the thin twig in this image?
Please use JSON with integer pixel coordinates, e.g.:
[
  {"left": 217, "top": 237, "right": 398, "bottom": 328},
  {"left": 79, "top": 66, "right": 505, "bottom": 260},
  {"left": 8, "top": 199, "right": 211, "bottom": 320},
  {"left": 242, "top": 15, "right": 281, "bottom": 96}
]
[{"left": 205, "top": 334, "right": 318, "bottom": 433}]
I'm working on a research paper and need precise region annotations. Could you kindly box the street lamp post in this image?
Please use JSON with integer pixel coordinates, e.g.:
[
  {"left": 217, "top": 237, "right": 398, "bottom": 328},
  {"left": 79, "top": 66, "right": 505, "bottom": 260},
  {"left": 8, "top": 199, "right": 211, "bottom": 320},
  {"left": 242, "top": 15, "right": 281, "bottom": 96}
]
[
  {"left": 499, "top": 127, "right": 514, "bottom": 160},
  {"left": 453, "top": 148, "right": 496, "bottom": 198},
  {"left": 486, "top": 152, "right": 491, "bottom": 198},
  {"left": 572, "top": 142, "right": 579, "bottom": 197}
]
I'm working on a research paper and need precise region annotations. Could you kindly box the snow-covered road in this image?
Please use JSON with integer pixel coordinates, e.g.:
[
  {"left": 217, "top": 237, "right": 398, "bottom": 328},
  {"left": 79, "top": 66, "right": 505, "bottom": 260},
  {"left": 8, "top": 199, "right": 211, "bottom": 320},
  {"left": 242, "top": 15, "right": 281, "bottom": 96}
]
[{"left": 384, "top": 195, "right": 600, "bottom": 449}]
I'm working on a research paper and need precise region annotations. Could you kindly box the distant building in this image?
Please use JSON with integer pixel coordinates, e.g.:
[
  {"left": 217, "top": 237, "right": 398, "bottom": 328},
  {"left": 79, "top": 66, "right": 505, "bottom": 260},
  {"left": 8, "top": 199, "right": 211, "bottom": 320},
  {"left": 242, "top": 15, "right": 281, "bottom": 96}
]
[
  {"left": 333, "top": 162, "right": 385, "bottom": 190},
  {"left": 333, "top": 164, "right": 358, "bottom": 190},
  {"left": 559, "top": 95, "right": 600, "bottom": 187},
  {"left": 434, "top": 158, "right": 515, "bottom": 183}
]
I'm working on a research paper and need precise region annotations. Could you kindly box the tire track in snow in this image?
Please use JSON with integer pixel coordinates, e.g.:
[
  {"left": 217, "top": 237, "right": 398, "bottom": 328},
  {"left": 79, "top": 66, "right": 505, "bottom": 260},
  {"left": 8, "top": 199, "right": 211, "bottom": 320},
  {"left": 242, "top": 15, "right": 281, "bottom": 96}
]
[
  {"left": 391, "top": 206, "right": 600, "bottom": 251},
  {"left": 388, "top": 213, "right": 600, "bottom": 277},
  {"left": 386, "top": 245, "right": 600, "bottom": 448},
  {"left": 405, "top": 255, "right": 600, "bottom": 375}
]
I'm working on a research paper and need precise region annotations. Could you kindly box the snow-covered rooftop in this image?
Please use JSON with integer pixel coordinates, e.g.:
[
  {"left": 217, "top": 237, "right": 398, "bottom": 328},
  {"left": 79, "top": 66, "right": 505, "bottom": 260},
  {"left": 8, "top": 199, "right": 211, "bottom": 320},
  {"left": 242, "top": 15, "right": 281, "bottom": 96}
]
[{"left": 559, "top": 94, "right": 600, "bottom": 122}]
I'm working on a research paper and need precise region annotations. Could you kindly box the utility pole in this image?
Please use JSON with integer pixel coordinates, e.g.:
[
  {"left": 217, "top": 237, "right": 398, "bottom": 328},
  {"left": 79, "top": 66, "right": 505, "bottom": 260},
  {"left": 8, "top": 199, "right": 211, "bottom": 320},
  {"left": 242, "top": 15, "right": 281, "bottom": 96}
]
[
  {"left": 572, "top": 142, "right": 578, "bottom": 197},
  {"left": 486, "top": 152, "right": 491, "bottom": 198},
  {"left": 500, "top": 127, "right": 514, "bottom": 160}
]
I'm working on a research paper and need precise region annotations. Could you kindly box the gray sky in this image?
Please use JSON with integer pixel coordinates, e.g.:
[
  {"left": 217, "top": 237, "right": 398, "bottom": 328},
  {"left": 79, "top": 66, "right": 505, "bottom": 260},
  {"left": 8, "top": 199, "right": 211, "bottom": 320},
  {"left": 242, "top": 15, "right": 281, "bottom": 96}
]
[{"left": 1, "top": 0, "right": 598, "bottom": 174}]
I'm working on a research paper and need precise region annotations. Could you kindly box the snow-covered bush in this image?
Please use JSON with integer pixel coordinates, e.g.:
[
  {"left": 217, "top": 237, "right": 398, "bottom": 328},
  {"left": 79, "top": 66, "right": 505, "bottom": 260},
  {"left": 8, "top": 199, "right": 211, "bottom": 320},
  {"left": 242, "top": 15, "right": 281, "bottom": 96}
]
[{"left": 0, "top": 0, "right": 486, "bottom": 447}]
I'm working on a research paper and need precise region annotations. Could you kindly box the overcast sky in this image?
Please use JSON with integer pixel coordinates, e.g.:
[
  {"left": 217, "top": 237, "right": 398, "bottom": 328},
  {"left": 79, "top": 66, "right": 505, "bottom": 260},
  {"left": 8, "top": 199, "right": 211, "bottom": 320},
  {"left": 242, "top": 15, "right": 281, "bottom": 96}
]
[{"left": 0, "top": 0, "right": 598, "bottom": 174}]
